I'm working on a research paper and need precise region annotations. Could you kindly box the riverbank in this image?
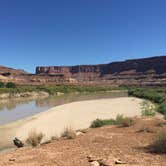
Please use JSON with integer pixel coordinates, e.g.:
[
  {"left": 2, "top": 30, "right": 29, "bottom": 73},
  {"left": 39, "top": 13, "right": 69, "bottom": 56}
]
[
  {"left": 0, "top": 117, "right": 166, "bottom": 166},
  {"left": 0, "top": 84, "right": 127, "bottom": 99},
  {"left": 0, "top": 97, "right": 144, "bottom": 151}
]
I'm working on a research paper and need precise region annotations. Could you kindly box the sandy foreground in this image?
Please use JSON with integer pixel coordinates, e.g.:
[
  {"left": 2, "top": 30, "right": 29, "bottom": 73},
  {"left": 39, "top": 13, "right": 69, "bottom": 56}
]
[
  {"left": 0, "top": 97, "right": 144, "bottom": 150},
  {"left": 14, "top": 97, "right": 143, "bottom": 142}
]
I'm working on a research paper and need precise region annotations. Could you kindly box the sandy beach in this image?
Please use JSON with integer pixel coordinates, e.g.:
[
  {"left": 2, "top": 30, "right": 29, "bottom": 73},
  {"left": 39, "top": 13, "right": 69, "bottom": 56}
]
[
  {"left": 14, "top": 97, "right": 143, "bottom": 142},
  {"left": 0, "top": 97, "right": 144, "bottom": 151}
]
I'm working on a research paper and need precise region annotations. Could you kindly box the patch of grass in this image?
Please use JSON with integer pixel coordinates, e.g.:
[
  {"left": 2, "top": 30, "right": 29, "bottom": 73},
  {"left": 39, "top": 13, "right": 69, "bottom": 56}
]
[
  {"left": 26, "top": 130, "right": 44, "bottom": 147},
  {"left": 141, "top": 100, "right": 156, "bottom": 117},
  {"left": 151, "top": 129, "right": 166, "bottom": 153},
  {"left": 90, "top": 118, "right": 116, "bottom": 128},
  {"left": 90, "top": 114, "right": 135, "bottom": 128},
  {"left": 61, "top": 127, "right": 76, "bottom": 139},
  {"left": 115, "top": 114, "right": 135, "bottom": 127}
]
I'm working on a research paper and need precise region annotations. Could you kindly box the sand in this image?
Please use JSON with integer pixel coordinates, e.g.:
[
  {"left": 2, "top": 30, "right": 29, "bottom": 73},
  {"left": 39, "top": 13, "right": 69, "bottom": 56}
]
[{"left": 14, "top": 97, "right": 143, "bottom": 142}]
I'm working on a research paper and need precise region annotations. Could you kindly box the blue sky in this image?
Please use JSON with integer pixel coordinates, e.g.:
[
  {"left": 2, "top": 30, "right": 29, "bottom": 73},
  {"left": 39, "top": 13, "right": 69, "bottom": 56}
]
[{"left": 0, "top": 0, "right": 166, "bottom": 73}]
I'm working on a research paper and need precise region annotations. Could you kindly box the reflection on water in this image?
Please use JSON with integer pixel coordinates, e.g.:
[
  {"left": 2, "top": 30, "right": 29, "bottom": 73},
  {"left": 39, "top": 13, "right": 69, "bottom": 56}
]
[{"left": 0, "top": 91, "right": 128, "bottom": 125}]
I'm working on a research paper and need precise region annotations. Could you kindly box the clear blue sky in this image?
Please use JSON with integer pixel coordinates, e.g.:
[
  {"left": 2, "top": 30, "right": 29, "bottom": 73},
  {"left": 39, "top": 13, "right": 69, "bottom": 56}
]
[{"left": 0, "top": 0, "right": 166, "bottom": 73}]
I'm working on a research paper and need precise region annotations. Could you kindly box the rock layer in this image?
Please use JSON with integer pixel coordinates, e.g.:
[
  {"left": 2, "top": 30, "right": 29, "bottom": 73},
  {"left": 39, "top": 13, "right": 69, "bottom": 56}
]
[
  {"left": 35, "top": 56, "right": 166, "bottom": 86},
  {"left": 0, "top": 56, "right": 166, "bottom": 86}
]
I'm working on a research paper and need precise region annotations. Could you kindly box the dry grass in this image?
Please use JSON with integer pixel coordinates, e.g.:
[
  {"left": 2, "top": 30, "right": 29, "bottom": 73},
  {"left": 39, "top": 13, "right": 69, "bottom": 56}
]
[
  {"left": 115, "top": 114, "right": 135, "bottom": 127},
  {"left": 61, "top": 127, "right": 76, "bottom": 139},
  {"left": 151, "top": 129, "right": 166, "bottom": 153},
  {"left": 121, "top": 117, "right": 135, "bottom": 127},
  {"left": 26, "top": 130, "right": 44, "bottom": 147}
]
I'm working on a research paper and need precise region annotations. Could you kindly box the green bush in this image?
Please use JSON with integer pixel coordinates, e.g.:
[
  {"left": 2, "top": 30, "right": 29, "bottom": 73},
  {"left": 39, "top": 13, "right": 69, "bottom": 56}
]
[
  {"left": 0, "top": 82, "right": 5, "bottom": 88},
  {"left": 142, "top": 109, "right": 156, "bottom": 116},
  {"left": 6, "top": 82, "right": 16, "bottom": 88},
  {"left": 90, "top": 114, "right": 134, "bottom": 128},
  {"left": 90, "top": 118, "right": 116, "bottom": 128},
  {"left": 128, "top": 88, "right": 166, "bottom": 104},
  {"left": 157, "top": 101, "right": 166, "bottom": 115},
  {"left": 128, "top": 87, "right": 166, "bottom": 115}
]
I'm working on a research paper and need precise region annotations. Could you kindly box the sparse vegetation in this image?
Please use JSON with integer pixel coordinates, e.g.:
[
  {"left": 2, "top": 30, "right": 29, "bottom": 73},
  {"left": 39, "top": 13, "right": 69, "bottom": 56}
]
[
  {"left": 6, "top": 82, "right": 16, "bottom": 88},
  {"left": 0, "top": 82, "right": 5, "bottom": 88},
  {"left": 26, "top": 130, "right": 44, "bottom": 147},
  {"left": 141, "top": 100, "right": 156, "bottom": 116},
  {"left": 90, "top": 114, "right": 134, "bottom": 128},
  {"left": 61, "top": 127, "right": 76, "bottom": 139},
  {"left": 90, "top": 118, "right": 116, "bottom": 128},
  {"left": 128, "top": 87, "right": 166, "bottom": 120},
  {"left": 120, "top": 117, "right": 135, "bottom": 127},
  {"left": 157, "top": 100, "right": 166, "bottom": 115},
  {"left": 151, "top": 129, "right": 166, "bottom": 153},
  {"left": 0, "top": 84, "right": 127, "bottom": 95}
]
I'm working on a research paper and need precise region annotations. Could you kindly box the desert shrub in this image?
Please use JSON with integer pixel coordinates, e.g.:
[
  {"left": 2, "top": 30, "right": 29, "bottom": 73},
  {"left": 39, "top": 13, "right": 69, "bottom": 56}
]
[
  {"left": 90, "top": 118, "right": 116, "bottom": 128},
  {"left": 128, "top": 88, "right": 166, "bottom": 104},
  {"left": 26, "top": 130, "right": 44, "bottom": 147},
  {"left": 151, "top": 129, "right": 166, "bottom": 153},
  {"left": 141, "top": 100, "right": 156, "bottom": 116},
  {"left": 61, "top": 127, "right": 76, "bottom": 139},
  {"left": 142, "top": 109, "right": 156, "bottom": 116},
  {"left": 0, "top": 82, "right": 5, "bottom": 88},
  {"left": 157, "top": 101, "right": 166, "bottom": 115},
  {"left": 90, "top": 114, "right": 134, "bottom": 128},
  {"left": 6, "top": 82, "right": 16, "bottom": 88},
  {"left": 120, "top": 117, "right": 135, "bottom": 127},
  {"left": 115, "top": 114, "right": 125, "bottom": 125}
]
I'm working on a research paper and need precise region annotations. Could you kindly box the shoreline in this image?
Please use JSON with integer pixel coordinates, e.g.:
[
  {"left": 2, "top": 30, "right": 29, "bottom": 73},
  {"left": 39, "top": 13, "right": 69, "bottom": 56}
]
[{"left": 0, "top": 97, "right": 143, "bottom": 151}]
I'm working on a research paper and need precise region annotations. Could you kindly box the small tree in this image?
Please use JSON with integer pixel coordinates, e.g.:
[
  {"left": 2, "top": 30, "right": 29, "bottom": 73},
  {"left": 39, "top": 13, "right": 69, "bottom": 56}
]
[{"left": 6, "top": 82, "right": 16, "bottom": 88}]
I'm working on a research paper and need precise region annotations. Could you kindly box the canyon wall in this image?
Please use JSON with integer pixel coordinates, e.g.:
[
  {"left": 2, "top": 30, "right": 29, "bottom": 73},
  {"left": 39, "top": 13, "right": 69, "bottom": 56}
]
[
  {"left": 35, "top": 56, "right": 166, "bottom": 86},
  {"left": 0, "top": 56, "right": 166, "bottom": 86}
]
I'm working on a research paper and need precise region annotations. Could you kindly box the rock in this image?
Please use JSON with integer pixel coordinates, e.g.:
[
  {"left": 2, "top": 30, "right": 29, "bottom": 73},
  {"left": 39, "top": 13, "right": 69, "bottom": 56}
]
[
  {"left": 79, "top": 128, "right": 89, "bottom": 133},
  {"left": 114, "top": 159, "right": 126, "bottom": 164},
  {"left": 100, "top": 159, "right": 113, "bottom": 166},
  {"left": 9, "top": 158, "right": 15, "bottom": 162},
  {"left": 76, "top": 131, "right": 84, "bottom": 136},
  {"left": 41, "top": 140, "right": 51, "bottom": 145},
  {"left": 90, "top": 161, "right": 100, "bottom": 166},
  {"left": 87, "top": 155, "right": 102, "bottom": 162},
  {"left": 13, "top": 137, "right": 24, "bottom": 148}
]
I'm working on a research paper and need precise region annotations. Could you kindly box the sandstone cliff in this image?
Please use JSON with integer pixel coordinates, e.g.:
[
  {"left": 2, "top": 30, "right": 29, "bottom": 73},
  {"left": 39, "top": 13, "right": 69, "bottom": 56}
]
[
  {"left": 0, "top": 56, "right": 166, "bottom": 86},
  {"left": 35, "top": 56, "right": 166, "bottom": 86}
]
